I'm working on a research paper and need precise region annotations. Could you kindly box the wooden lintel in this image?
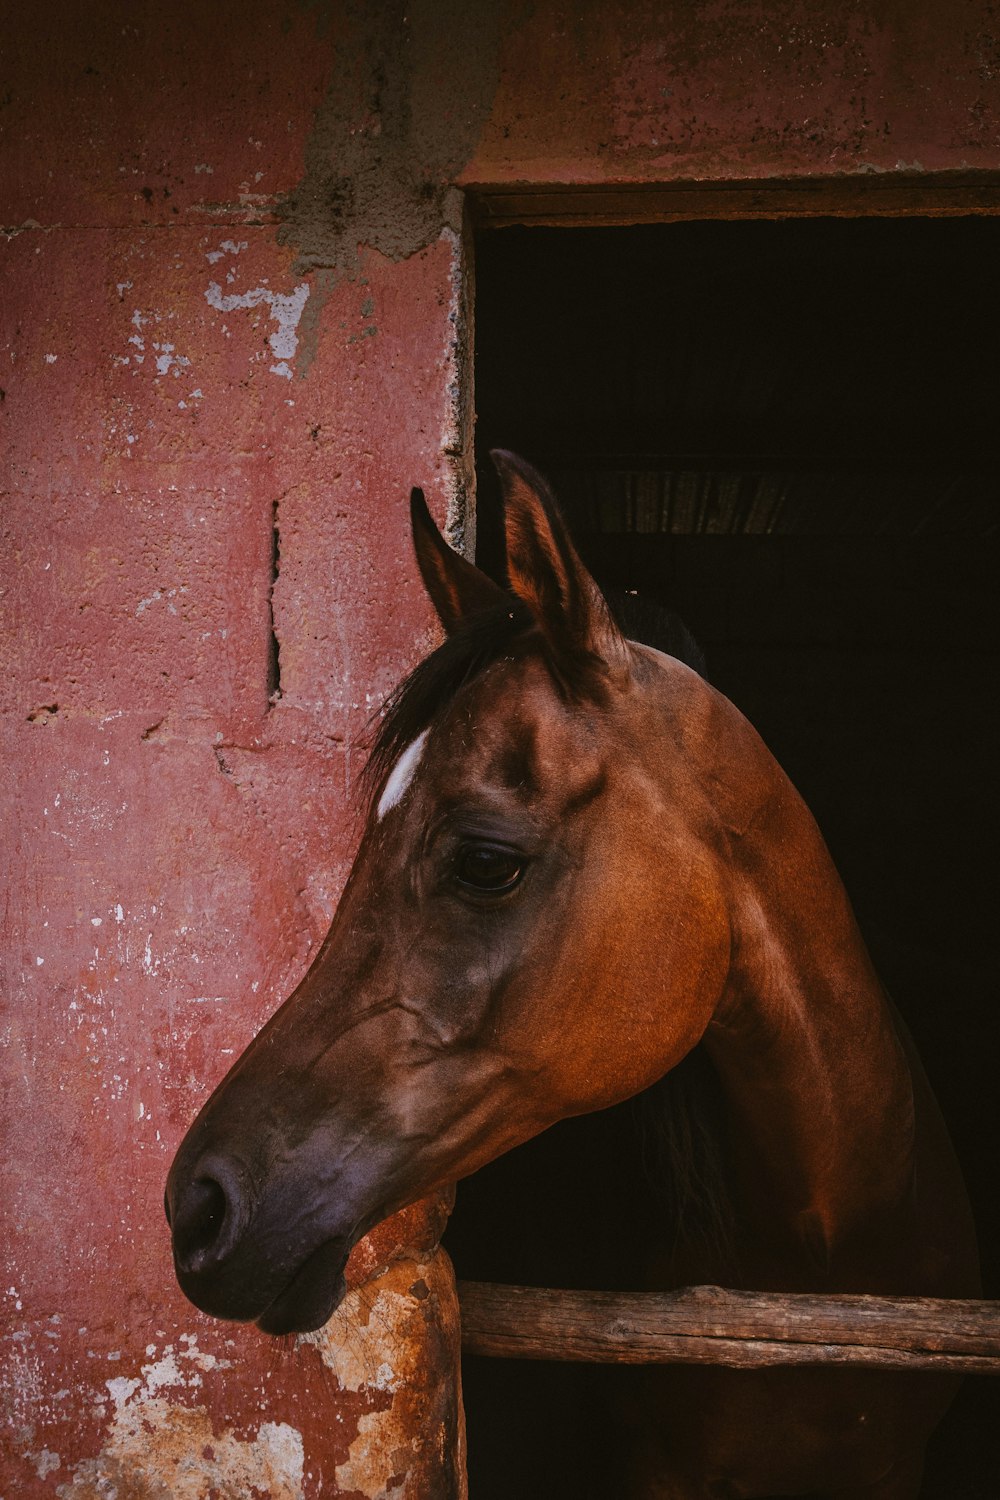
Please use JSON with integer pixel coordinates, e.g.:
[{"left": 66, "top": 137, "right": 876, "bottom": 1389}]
[{"left": 465, "top": 175, "right": 1000, "bottom": 229}]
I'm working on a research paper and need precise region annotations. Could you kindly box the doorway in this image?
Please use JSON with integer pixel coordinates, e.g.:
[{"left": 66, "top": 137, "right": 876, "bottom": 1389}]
[{"left": 445, "top": 217, "right": 1000, "bottom": 1498}]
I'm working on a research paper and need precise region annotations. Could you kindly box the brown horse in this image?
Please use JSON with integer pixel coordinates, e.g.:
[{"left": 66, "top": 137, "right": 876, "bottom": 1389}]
[{"left": 167, "top": 452, "right": 979, "bottom": 1498}]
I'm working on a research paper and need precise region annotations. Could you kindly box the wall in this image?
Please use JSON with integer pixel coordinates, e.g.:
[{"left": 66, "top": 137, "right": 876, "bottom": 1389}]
[
  {"left": 466, "top": 0, "right": 1000, "bottom": 186},
  {"left": 3, "top": 2, "right": 998, "bottom": 1495},
  {"left": 1, "top": 4, "right": 474, "bottom": 1494}
]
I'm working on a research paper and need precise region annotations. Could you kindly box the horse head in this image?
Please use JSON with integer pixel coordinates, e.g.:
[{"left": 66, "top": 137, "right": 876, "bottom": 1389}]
[{"left": 165, "top": 452, "right": 733, "bottom": 1334}]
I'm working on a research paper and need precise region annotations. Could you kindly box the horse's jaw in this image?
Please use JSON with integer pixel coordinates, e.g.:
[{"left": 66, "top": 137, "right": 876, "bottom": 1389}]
[{"left": 253, "top": 1239, "right": 351, "bottom": 1335}]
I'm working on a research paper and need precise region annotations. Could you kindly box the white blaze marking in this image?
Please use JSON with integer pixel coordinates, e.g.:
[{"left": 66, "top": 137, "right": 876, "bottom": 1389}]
[{"left": 377, "top": 730, "right": 429, "bottom": 822}]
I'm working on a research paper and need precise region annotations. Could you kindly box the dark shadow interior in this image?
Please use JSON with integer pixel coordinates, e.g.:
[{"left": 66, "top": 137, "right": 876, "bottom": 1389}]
[{"left": 445, "top": 218, "right": 1000, "bottom": 1498}]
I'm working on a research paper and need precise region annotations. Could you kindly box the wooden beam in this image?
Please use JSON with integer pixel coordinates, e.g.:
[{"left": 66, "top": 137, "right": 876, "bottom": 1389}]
[
  {"left": 466, "top": 174, "right": 1000, "bottom": 229},
  {"left": 458, "top": 1281, "right": 1000, "bottom": 1374}
]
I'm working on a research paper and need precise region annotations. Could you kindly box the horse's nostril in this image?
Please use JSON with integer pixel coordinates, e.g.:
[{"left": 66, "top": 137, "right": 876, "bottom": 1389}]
[
  {"left": 188, "top": 1178, "right": 226, "bottom": 1249},
  {"left": 172, "top": 1173, "right": 236, "bottom": 1274}
]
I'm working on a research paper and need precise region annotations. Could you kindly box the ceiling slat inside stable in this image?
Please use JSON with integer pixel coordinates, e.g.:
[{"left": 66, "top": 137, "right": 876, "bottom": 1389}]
[{"left": 474, "top": 219, "right": 1000, "bottom": 539}]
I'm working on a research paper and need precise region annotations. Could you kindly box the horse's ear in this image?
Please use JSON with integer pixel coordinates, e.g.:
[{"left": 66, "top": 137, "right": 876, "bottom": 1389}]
[
  {"left": 491, "top": 449, "right": 626, "bottom": 676},
  {"left": 410, "top": 487, "right": 507, "bottom": 634}
]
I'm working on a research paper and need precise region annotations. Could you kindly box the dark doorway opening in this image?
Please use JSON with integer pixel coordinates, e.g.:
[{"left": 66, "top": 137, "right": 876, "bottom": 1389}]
[{"left": 445, "top": 218, "right": 1000, "bottom": 1498}]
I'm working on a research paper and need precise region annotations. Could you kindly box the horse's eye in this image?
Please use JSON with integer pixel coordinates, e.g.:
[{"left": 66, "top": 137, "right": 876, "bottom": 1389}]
[{"left": 454, "top": 845, "right": 525, "bottom": 895}]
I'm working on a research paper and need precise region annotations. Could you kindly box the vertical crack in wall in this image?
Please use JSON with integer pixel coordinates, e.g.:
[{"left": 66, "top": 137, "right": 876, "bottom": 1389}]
[
  {"left": 443, "top": 209, "right": 477, "bottom": 560},
  {"left": 267, "top": 497, "right": 282, "bottom": 706}
]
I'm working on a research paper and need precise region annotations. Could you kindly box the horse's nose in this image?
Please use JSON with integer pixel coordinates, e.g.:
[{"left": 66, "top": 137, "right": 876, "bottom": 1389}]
[{"left": 168, "top": 1156, "right": 250, "bottom": 1276}]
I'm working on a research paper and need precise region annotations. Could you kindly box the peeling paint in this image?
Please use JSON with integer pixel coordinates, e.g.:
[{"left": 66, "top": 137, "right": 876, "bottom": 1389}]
[
  {"left": 56, "top": 1400, "right": 305, "bottom": 1499},
  {"left": 31, "top": 1447, "right": 62, "bottom": 1478},
  {"left": 49, "top": 1337, "right": 283, "bottom": 1498},
  {"left": 299, "top": 1251, "right": 466, "bottom": 1499},
  {"left": 204, "top": 279, "right": 310, "bottom": 379},
  {"left": 153, "top": 341, "right": 192, "bottom": 378},
  {"left": 206, "top": 238, "right": 249, "bottom": 264},
  {"left": 336, "top": 1409, "right": 411, "bottom": 1499},
  {"left": 440, "top": 225, "right": 476, "bottom": 558}
]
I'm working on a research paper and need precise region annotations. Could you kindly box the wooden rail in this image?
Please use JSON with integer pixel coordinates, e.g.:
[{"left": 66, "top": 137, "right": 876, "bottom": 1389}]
[{"left": 457, "top": 1281, "right": 1000, "bottom": 1374}]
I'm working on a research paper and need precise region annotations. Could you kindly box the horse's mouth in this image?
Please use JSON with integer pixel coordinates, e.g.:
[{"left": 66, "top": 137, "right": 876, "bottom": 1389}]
[{"left": 255, "top": 1238, "right": 350, "bottom": 1336}]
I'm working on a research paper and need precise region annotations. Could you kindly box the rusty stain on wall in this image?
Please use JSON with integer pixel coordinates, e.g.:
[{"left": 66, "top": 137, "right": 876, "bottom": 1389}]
[{"left": 301, "top": 1250, "right": 466, "bottom": 1500}]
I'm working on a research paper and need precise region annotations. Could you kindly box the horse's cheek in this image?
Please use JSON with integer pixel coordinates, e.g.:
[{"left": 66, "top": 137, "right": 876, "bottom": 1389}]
[{"left": 569, "top": 845, "right": 729, "bottom": 1099}]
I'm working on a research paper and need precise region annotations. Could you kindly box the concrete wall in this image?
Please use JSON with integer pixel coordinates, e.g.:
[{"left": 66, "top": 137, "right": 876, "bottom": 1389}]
[{"left": 3, "top": 3, "right": 998, "bottom": 1495}]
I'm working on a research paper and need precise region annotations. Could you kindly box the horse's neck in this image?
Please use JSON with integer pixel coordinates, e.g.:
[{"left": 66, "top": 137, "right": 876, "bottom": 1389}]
[{"left": 701, "top": 723, "right": 916, "bottom": 1282}]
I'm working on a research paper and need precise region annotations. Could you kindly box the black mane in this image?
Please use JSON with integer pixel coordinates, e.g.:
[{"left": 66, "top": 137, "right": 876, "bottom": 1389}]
[
  {"left": 363, "top": 586, "right": 705, "bottom": 807},
  {"left": 362, "top": 596, "right": 536, "bottom": 806},
  {"left": 606, "top": 588, "right": 707, "bottom": 679}
]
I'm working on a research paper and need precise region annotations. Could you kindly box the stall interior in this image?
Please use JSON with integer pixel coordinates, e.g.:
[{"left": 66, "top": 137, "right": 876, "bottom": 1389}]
[{"left": 444, "top": 217, "right": 1000, "bottom": 1499}]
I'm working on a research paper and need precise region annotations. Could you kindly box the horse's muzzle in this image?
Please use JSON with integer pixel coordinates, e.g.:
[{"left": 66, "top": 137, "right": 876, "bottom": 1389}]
[{"left": 165, "top": 1148, "right": 351, "bottom": 1334}]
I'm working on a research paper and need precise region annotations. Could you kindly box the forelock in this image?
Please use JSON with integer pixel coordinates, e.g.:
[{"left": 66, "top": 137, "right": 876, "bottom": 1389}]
[{"left": 361, "top": 597, "right": 536, "bottom": 810}]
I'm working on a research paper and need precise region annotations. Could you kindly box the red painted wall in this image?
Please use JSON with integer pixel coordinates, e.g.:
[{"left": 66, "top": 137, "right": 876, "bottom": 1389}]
[
  {"left": 466, "top": 0, "right": 1000, "bottom": 185},
  {"left": 3, "top": 2, "right": 998, "bottom": 1494},
  {"left": 2, "top": 5, "right": 469, "bottom": 1494}
]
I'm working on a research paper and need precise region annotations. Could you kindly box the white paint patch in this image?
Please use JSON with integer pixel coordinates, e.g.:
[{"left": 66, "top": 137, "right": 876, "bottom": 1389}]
[
  {"left": 57, "top": 1399, "right": 303, "bottom": 1498},
  {"left": 30, "top": 1448, "right": 61, "bottom": 1479},
  {"left": 204, "top": 279, "right": 310, "bottom": 379},
  {"left": 136, "top": 584, "right": 187, "bottom": 617},
  {"left": 140, "top": 1349, "right": 185, "bottom": 1393},
  {"left": 376, "top": 729, "right": 429, "bottom": 822},
  {"left": 105, "top": 1375, "right": 140, "bottom": 1411},
  {"left": 206, "top": 239, "right": 248, "bottom": 264},
  {"left": 153, "top": 340, "right": 191, "bottom": 378},
  {"left": 300, "top": 1286, "right": 406, "bottom": 1394}
]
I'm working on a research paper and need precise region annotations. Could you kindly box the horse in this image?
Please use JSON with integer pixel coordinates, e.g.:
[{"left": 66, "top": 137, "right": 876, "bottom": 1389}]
[{"left": 166, "top": 451, "right": 979, "bottom": 1498}]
